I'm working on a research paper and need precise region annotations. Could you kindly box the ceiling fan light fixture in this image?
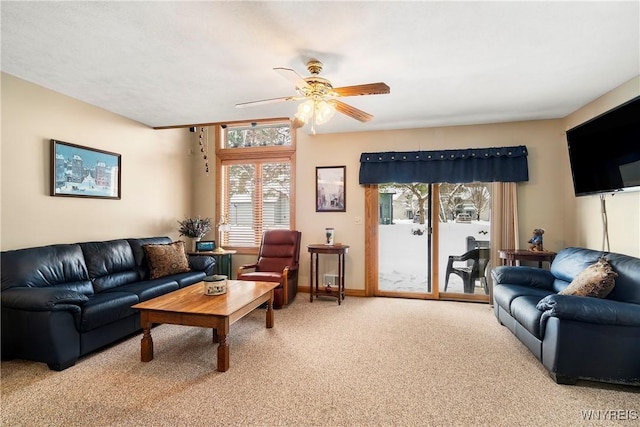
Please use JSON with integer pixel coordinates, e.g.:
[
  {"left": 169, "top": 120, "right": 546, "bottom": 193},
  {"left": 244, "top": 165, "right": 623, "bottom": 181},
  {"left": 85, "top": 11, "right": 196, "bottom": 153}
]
[
  {"left": 295, "top": 99, "right": 314, "bottom": 124},
  {"left": 315, "top": 100, "right": 336, "bottom": 125},
  {"left": 294, "top": 98, "right": 337, "bottom": 132}
]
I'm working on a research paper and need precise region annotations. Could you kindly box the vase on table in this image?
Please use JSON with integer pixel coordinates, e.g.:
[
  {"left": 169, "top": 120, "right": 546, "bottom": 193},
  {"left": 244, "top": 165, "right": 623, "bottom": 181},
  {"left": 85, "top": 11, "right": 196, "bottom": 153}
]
[
  {"left": 191, "top": 237, "right": 201, "bottom": 252},
  {"left": 325, "top": 228, "right": 335, "bottom": 245},
  {"left": 177, "top": 216, "right": 212, "bottom": 252}
]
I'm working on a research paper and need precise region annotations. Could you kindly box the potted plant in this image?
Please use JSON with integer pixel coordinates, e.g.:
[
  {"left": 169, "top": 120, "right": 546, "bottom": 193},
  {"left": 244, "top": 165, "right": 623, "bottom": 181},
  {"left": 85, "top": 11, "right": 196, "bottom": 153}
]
[{"left": 178, "top": 216, "right": 212, "bottom": 249}]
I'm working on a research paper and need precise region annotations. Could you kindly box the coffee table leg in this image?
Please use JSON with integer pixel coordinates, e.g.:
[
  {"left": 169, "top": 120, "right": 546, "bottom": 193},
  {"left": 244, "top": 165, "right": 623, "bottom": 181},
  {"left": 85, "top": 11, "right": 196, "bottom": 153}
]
[
  {"left": 140, "top": 313, "right": 154, "bottom": 362},
  {"left": 217, "top": 333, "right": 229, "bottom": 372}
]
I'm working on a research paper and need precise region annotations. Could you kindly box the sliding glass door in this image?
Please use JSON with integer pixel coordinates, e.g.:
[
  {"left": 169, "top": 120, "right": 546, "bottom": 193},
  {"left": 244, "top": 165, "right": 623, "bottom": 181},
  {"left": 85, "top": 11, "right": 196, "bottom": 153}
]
[
  {"left": 437, "top": 183, "right": 492, "bottom": 301},
  {"left": 377, "top": 183, "right": 432, "bottom": 296},
  {"left": 369, "top": 183, "right": 491, "bottom": 302}
]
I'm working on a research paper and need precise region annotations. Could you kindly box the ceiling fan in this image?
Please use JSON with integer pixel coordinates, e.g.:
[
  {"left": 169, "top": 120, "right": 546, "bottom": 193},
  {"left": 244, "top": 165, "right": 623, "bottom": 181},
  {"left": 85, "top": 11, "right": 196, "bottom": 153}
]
[{"left": 235, "top": 60, "right": 390, "bottom": 133}]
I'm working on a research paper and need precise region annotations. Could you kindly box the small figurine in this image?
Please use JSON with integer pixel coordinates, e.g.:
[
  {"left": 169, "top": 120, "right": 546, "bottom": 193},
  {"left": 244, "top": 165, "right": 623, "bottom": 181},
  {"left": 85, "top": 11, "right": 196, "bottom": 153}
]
[{"left": 528, "top": 228, "right": 545, "bottom": 251}]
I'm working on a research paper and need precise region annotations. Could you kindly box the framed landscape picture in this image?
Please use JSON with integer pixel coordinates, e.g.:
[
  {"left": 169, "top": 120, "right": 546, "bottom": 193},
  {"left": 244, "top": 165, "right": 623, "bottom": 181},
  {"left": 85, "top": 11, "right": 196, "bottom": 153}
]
[
  {"left": 51, "top": 139, "right": 121, "bottom": 199},
  {"left": 316, "top": 166, "right": 346, "bottom": 212}
]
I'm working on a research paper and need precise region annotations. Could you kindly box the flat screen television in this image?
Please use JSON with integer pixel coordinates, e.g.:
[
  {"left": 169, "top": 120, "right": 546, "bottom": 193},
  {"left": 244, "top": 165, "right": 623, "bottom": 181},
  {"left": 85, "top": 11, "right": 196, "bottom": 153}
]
[{"left": 566, "top": 95, "right": 640, "bottom": 197}]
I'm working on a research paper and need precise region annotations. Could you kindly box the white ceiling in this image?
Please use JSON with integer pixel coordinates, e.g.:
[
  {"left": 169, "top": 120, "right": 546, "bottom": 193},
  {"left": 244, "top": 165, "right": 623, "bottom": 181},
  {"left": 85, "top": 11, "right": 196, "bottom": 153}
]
[{"left": 2, "top": 1, "right": 639, "bottom": 134}]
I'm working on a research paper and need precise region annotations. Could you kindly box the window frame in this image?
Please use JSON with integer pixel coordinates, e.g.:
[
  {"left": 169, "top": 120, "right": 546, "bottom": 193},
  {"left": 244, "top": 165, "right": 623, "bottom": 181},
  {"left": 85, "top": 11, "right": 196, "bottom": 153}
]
[{"left": 215, "top": 120, "right": 296, "bottom": 255}]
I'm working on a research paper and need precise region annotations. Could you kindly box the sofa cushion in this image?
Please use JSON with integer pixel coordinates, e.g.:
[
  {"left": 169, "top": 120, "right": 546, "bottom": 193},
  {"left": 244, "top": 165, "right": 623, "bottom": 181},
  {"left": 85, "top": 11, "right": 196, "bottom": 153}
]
[
  {"left": 170, "top": 271, "right": 208, "bottom": 288},
  {"left": 604, "top": 251, "right": 640, "bottom": 304},
  {"left": 80, "top": 240, "right": 139, "bottom": 293},
  {"left": 510, "top": 295, "right": 545, "bottom": 339},
  {"left": 80, "top": 292, "right": 139, "bottom": 332},
  {"left": 559, "top": 257, "right": 617, "bottom": 298},
  {"left": 0, "top": 244, "right": 93, "bottom": 295},
  {"left": 493, "top": 284, "right": 553, "bottom": 314},
  {"left": 188, "top": 255, "right": 216, "bottom": 277},
  {"left": 550, "top": 247, "right": 605, "bottom": 284},
  {"left": 102, "top": 278, "right": 179, "bottom": 302},
  {"left": 143, "top": 241, "right": 191, "bottom": 279}
]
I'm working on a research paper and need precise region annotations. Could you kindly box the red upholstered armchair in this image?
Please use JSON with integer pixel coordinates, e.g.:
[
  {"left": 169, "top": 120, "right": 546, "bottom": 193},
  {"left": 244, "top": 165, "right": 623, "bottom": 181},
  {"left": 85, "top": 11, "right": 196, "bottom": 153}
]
[{"left": 236, "top": 229, "right": 302, "bottom": 308}]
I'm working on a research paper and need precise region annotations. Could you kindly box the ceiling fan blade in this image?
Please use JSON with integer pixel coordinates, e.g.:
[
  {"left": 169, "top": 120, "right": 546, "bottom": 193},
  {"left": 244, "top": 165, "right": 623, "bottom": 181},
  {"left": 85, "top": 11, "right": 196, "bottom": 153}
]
[
  {"left": 235, "top": 96, "right": 299, "bottom": 108},
  {"left": 274, "top": 67, "right": 311, "bottom": 90},
  {"left": 334, "top": 100, "right": 373, "bottom": 122},
  {"left": 332, "top": 82, "right": 390, "bottom": 97}
]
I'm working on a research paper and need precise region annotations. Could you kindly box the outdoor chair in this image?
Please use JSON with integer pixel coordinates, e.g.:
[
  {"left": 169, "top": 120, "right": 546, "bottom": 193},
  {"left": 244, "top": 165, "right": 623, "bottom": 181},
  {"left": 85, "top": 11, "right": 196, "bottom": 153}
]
[
  {"left": 444, "top": 248, "right": 490, "bottom": 294},
  {"left": 236, "top": 229, "right": 301, "bottom": 308}
]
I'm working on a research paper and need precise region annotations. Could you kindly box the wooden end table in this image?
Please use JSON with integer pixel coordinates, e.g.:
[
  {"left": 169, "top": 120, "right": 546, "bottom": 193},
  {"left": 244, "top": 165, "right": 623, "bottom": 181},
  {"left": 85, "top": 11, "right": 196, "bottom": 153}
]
[
  {"left": 132, "top": 280, "right": 278, "bottom": 372},
  {"left": 499, "top": 249, "right": 557, "bottom": 268},
  {"left": 308, "top": 244, "right": 349, "bottom": 305},
  {"left": 188, "top": 248, "right": 237, "bottom": 279}
]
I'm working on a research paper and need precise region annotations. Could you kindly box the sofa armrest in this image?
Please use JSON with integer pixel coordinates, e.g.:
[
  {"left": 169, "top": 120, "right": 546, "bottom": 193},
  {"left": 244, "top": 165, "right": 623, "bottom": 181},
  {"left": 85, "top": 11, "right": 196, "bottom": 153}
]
[
  {"left": 188, "top": 254, "right": 216, "bottom": 276},
  {"left": 537, "top": 294, "right": 640, "bottom": 326},
  {"left": 491, "top": 265, "right": 555, "bottom": 290},
  {"left": 1, "top": 287, "right": 87, "bottom": 312}
]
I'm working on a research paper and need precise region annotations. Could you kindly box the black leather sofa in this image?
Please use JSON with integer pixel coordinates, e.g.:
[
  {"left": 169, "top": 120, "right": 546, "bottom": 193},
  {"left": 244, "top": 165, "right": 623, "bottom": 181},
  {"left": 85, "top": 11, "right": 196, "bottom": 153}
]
[
  {"left": 1, "top": 237, "right": 215, "bottom": 371},
  {"left": 492, "top": 247, "right": 640, "bottom": 385}
]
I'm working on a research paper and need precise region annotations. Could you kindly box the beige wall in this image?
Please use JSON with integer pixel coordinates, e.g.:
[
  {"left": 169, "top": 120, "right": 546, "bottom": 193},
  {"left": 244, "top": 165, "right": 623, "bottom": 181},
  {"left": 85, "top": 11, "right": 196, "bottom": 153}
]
[
  {"left": 1, "top": 73, "right": 195, "bottom": 250},
  {"left": 563, "top": 76, "right": 640, "bottom": 257}
]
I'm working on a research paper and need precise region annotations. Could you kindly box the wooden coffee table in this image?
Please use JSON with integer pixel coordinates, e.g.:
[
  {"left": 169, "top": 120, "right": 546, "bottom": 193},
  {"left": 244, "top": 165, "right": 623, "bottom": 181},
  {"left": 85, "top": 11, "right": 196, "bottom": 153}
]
[{"left": 132, "top": 280, "right": 278, "bottom": 372}]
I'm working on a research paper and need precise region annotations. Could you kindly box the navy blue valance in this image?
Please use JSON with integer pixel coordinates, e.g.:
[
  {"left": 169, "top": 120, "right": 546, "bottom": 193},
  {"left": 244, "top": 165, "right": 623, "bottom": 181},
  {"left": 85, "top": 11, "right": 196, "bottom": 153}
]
[{"left": 359, "top": 145, "right": 529, "bottom": 184}]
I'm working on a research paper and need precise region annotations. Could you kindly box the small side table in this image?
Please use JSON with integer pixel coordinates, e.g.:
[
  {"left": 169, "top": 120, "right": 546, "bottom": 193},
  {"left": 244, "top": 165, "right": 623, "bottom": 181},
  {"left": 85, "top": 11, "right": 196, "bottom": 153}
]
[
  {"left": 188, "top": 249, "right": 237, "bottom": 279},
  {"left": 499, "top": 249, "right": 556, "bottom": 268},
  {"left": 308, "top": 244, "right": 349, "bottom": 305}
]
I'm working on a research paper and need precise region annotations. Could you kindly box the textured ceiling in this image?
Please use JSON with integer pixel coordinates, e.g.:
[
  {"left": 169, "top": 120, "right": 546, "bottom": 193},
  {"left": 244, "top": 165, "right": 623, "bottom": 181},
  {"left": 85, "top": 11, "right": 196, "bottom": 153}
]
[{"left": 1, "top": 1, "right": 639, "bottom": 134}]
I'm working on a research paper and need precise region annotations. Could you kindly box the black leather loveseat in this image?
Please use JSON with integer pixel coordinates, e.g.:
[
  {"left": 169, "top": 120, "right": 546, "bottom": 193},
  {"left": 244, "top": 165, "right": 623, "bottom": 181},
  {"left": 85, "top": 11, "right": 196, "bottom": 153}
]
[
  {"left": 1, "top": 237, "right": 215, "bottom": 371},
  {"left": 492, "top": 247, "right": 640, "bottom": 386}
]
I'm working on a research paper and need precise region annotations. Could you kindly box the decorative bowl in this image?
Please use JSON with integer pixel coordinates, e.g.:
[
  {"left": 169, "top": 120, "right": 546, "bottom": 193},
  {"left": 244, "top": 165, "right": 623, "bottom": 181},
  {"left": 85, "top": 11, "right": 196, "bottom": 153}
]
[{"left": 203, "top": 275, "right": 228, "bottom": 295}]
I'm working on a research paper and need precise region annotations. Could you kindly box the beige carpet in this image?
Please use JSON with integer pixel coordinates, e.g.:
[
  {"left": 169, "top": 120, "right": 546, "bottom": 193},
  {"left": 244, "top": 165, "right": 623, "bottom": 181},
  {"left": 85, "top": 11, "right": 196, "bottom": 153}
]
[{"left": 1, "top": 296, "right": 638, "bottom": 426}]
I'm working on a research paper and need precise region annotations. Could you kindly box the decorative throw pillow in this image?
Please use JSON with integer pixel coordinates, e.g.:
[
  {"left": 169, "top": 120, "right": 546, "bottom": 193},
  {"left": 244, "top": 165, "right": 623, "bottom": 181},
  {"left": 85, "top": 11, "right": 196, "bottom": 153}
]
[
  {"left": 559, "top": 256, "right": 617, "bottom": 298},
  {"left": 143, "top": 241, "right": 191, "bottom": 279}
]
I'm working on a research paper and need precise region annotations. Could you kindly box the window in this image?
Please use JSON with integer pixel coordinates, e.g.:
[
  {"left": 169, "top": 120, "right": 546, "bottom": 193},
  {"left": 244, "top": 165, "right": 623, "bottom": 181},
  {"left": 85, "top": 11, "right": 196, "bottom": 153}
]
[
  {"left": 224, "top": 122, "right": 292, "bottom": 148},
  {"left": 216, "top": 120, "right": 295, "bottom": 254}
]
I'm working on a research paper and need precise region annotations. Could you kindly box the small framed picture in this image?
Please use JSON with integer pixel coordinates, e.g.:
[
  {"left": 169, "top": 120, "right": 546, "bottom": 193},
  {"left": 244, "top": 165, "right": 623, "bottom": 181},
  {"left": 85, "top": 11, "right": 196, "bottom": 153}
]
[
  {"left": 51, "top": 139, "right": 121, "bottom": 199},
  {"left": 195, "top": 240, "right": 216, "bottom": 252},
  {"left": 316, "top": 166, "right": 346, "bottom": 212}
]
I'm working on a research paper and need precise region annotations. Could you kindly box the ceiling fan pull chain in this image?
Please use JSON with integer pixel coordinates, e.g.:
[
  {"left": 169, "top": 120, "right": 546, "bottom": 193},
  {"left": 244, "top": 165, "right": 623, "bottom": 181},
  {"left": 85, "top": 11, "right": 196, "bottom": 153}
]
[{"left": 311, "top": 99, "right": 317, "bottom": 134}]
